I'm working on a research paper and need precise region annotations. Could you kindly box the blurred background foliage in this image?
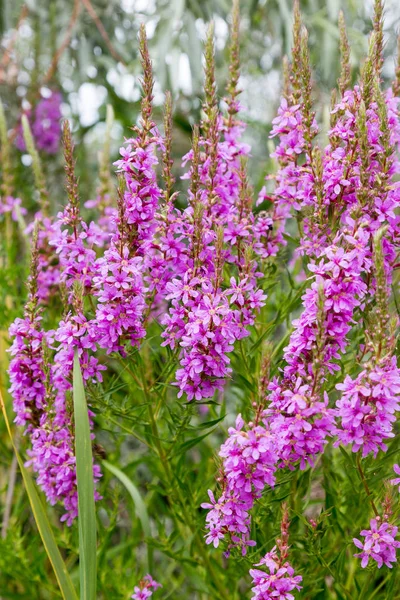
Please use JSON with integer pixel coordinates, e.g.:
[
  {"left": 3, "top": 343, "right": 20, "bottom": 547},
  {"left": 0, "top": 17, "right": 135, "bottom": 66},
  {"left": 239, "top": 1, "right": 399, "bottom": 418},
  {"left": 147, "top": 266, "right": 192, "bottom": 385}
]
[{"left": 1, "top": 1, "right": 400, "bottom": 598}]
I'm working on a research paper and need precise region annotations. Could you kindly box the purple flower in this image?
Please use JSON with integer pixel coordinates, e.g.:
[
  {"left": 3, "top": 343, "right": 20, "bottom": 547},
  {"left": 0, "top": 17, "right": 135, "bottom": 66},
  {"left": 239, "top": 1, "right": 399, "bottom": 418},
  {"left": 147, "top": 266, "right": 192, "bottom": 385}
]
[
  {"left": 390, "top": 464, "right": 400, "bottom": 492},
  {"left": 131, "top": 575, "right": 161, "bottom": 600},
  {"left": 0, "top": 196, "right": 27, "bottom": 221},
  {"left": 335, "top": 357, "right": 400, "bottom": 457},
  {"left": 353, "top": 519, "right": 400, "bottom": 568},
  {"left": 16, "top": 90, "right": 62, "bottom": 154},
  {"left": 250, "top": 547, "right": 302, "bottom": 600},
  {"left": 32, "top": 91, "right": 62, "bottom": 154}
]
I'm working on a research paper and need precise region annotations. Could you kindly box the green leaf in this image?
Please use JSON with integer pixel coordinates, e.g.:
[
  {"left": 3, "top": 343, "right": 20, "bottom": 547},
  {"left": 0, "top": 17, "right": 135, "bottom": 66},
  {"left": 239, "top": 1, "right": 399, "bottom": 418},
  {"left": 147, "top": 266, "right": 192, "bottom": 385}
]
[
  {"left": 103, "top": 460, "right": 153, "bottom": 572},
  {"left": 73, "top": 352, "right": 97, "bottom": 600},
  {"left": 0, "top": 392, "right": 78, "bottom": 600},
  {"left": 173, "top": 430, "right": 218, "bottom": 456}
]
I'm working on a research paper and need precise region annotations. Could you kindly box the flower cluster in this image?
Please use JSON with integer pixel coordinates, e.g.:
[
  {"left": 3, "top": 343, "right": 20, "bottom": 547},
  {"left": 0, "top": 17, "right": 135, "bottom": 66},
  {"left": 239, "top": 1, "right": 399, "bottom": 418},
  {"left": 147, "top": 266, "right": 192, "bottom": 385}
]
[
  {"left": 16, "top": 90, "right": 62, "bottom": 154},
  {"left": 131, "top": 575, "right": 161, "bottom": 600},
  {"left": 160, "top": 30, "right": 265, "bottom": 401},
  {"left": 93, "top": 245, "right": 147, "bottom": 354},
  {"left": 353, "top": 518, "right": 400, "bottom": 569},
  {"left": 202, "top": 415, "right": 277, "bottom": 553},
  {"left": 29, "top": 310, "right": 104, "bottom": 524},
  {"left": 8, "top": 312, "right": 47, "bottom": 428},
  {"left": 204, "top": 9, "right": 400, "bottom": 581},
  {"left": 335, "top": 357, "right": 400, "bottom": 456},
  {"left": 250, "top": 555, "right": 302, "bottom": 600},
  {"left": 162, "top": 271, "right": 265, "bottom": 400},
  {"left": 250, "top": 505, "right": 302, "bottom": 599}
]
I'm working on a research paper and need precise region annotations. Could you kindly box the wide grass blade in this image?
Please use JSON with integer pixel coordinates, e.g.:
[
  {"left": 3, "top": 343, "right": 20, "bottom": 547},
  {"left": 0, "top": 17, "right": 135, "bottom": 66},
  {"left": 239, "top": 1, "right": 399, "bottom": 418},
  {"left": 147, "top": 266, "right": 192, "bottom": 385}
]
[
  {"left": 73, "top": 351, "right": 97, "bottom": 600},
  {"left": 103, "top": 460, "right": 153, "bottom": 572},
  {"left": 0, "top": 391, "right": 78, "bottom": 600}
]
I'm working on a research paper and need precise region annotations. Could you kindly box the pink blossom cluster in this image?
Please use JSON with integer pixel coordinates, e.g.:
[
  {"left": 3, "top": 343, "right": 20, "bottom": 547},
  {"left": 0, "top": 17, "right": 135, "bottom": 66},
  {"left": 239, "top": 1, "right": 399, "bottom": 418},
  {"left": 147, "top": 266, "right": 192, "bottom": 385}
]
[
  {"left": 93, "top": 246, "right": 147, "bottom": 354},
  {"left": 28, "top": 311, "right": 104, "bottom": 524},
  {"left": 353, "top": 518, "right": 400, "bottom": 569},
  {"left": 250, "top": 547, "right": 302, "bottom": 600},
  {"left": 92, "top": 126, "right": 164, "bottom": 354},
  {"left": 114, "top": 130, "right": 163, "bottom": 255},
  {"left": 8, "top": 313, "right": 48, "bottom": 428},
  {"left": 0, "top": 195, "right": 27, "bottom": 222},
  {"left": 161, "top": 109, "right": 266, "bottom": 400},
  {"left": 202, "top": 415, "right": 278, "bottom": 554},
  {"left": 8, "top": 271, "right": 103, "bottom": 523},
  {"left": 131, "top": 575, "right": 161, "bottom": 600},
  {"left": 162, "top": 273, "right": 265, "bottom": 400},
  {"left": 335, "top": 357, "right": 400, "bottom": 456},
  {"left": 49, "top": 204, "right": 99, "bottom": 293}
]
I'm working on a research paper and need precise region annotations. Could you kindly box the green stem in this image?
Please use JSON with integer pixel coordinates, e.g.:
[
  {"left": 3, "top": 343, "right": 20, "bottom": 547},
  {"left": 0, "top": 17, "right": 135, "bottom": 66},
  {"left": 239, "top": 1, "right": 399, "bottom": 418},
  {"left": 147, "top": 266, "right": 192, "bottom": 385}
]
[
  {"left": 358, "top": 572, "right": 373, "bottom": 599},
  {"left": 356, "top": 453, "right": 379, "bottom": 517},
  {"left": 366, "top": 573, "right": 390, "bottom": 600},
  {"left": 139, "top": 368, "right": 229, "bottom": 600}
]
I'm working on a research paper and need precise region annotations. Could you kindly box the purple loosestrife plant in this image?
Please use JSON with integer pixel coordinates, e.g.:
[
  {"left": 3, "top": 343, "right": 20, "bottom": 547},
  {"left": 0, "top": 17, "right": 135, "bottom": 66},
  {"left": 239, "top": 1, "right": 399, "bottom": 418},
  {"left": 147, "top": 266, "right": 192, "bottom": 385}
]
[
  {"left": 92, "top": 26, "right": 162, "bottom": 355},
  {"left": 5, "top": 0, "right": 400, "bottom": 597},
  {"left": 8, "top": 123, "right": 104, "bottom": 525}
]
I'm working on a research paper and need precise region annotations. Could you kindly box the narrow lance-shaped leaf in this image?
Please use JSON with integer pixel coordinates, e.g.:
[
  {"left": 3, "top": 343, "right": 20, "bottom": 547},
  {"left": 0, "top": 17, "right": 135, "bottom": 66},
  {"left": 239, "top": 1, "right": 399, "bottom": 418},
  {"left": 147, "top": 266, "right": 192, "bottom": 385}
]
[
  {"left": 73, "top": 351, "right": 97, "bottom": 600},
  {"left": 103, "top": 460, "right": 153, "bottom": 573}
]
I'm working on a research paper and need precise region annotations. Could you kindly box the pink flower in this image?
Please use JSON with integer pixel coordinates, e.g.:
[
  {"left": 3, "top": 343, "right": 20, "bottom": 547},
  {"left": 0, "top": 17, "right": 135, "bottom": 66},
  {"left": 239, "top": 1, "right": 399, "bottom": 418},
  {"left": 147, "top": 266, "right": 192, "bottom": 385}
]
[
  {"left": 353, "top": 519, "right": 400, "bottom": 569},
  {"left": 390, "top": 464, "right": 400, "bottom": 492}
]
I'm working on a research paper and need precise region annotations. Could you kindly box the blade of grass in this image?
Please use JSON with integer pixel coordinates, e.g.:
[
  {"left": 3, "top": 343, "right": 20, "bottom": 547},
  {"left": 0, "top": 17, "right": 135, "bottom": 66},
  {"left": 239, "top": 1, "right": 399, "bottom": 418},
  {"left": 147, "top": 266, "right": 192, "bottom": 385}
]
[
  {"left": 73, "top": 351, "right": 97, "bottom": 600},
  {"left": 103, "top": 460, "right": 153, "bottom": 572},
  {"left": 0, "top": 390, "right": 78, "bottom": 600}
]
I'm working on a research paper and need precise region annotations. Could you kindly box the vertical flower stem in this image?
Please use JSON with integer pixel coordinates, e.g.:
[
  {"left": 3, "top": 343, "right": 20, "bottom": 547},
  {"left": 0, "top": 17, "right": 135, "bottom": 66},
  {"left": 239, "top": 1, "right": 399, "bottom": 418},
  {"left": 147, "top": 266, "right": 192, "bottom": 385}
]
[
  {"left": 139, "top": 368, "right": 229, "bottom": 600},
  {"left": 356, "top": 453, "right": 378, "bottom": 517}
]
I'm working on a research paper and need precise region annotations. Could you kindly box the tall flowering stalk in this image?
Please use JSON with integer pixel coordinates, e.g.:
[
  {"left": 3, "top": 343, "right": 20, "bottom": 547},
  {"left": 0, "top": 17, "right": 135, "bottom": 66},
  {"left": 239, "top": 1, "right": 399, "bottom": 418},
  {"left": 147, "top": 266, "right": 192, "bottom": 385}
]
[
  {"left": 8, "top": 225, "right": 47, "bottom": 428},
  {"left": 50, "top": 121, "right": 98, "bottom": 292},
  {"left": 203, "top": 3, "right": 400, "bottom": 571},
  {"left": 9, "top": 123, "right": 104, "bottom": 524},
  {"left": 162, "top": 17, "right": 266, "bottom": 401},
  {"left": 335, "top": 232, "right": 400, "bottom": 456},
  {"left": 93, "top": 25, "right": 163, "bottom": 354}
]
